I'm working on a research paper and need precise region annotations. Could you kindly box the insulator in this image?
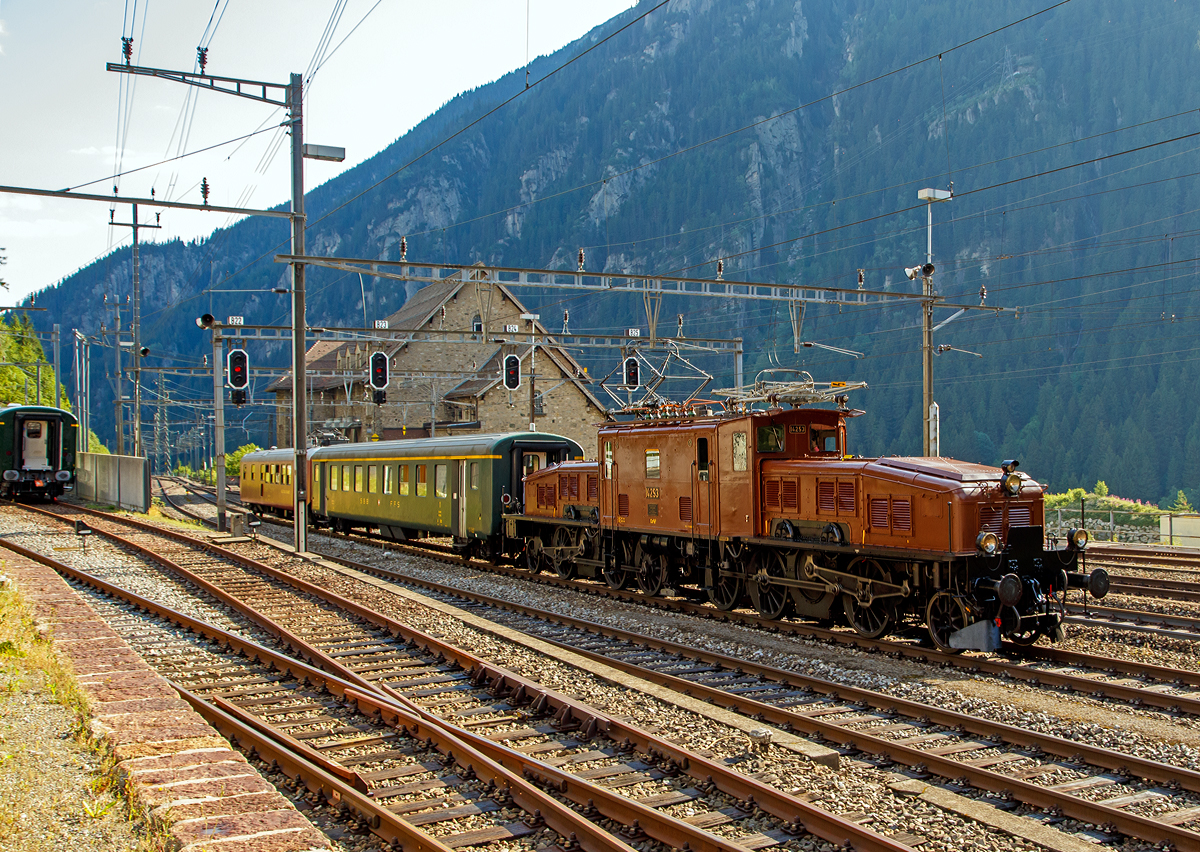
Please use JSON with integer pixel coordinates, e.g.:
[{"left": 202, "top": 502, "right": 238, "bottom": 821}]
[
  {"left": 400, "top": 236, "right": 407, "bottom": 261},
  {"left": 577, "top": 248, "right": 585, "bottom": 271},
  {"left": 716, "top": 259, "right": 724, "bottom": 280}
]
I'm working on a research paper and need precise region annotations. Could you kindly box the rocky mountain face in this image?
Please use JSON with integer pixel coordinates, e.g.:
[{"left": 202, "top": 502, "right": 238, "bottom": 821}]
[{"left": 29, "top": 0, "right": 1200, "bottom": 504}]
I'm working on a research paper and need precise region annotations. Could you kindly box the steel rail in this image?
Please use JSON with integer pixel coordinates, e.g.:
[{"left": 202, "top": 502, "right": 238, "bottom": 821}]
[
  {"left": 25, "top": 502, "right": 915, "bottom": 852},
  {"left": 269, "top": 547, "right": 1200, "bottom": 848},
  {"left": 1066, "top": 602, "right": 1200, "bottom": 634}
]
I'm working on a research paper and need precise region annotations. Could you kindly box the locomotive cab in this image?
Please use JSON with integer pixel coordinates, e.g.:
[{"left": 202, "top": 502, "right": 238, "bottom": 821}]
[{"left": 0, "top": 405, "right": 77, "bottom": 499}]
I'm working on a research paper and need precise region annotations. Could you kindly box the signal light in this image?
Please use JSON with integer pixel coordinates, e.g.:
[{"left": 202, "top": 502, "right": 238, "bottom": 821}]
[
  {"left": 369, "top": 351, "right": 389, "bottom": 391},
  {"left": 623, "top": 356, "right": 639, "bottom": 388},
  {"left": 227, "top": 348, "right": 249, "bottom": 389},
  {"left": 196, "top": 313, "right": 215, "bottom": 329},
  {"left": 138, "top": 346, "right": 150, "bottom": 357},
  {"left": 502, "top": 354, "right": 521, "bottom": 390}
]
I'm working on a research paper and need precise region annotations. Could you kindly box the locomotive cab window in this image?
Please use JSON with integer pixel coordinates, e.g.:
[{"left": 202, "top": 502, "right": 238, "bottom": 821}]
[
  {"left": 810, "top": 428, "right": 838, "bottom": 454},
  {"left": 697, "top": 438, "right": 709, "bottom": 482},
  {"left": 732, "top": 432, "right": 748, "bottom": 472},
  {"left": 645, "top": 449, "right": 660, "bottom": 479},
  {"left": 603, "top": 441, "right": 614, "bottom": 479},
  {"left": 757, "top": 425, "right": 785, "bottom": 453}
]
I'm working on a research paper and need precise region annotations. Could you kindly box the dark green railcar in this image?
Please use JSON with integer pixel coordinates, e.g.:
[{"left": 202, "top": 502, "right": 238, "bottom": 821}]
[
  {"left": 309, "top": 432, "right": 584, "bottom": 550},
  {"left": 0, "top": 404, "right": 78, "bottom": 500}
]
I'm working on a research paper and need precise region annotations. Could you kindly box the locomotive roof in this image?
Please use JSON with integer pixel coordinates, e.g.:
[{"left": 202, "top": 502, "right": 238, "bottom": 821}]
[
  {"left": 870, "top": 456, "right": 1016, "bottom": 482},
  {"left": 310, "top": 432, "right": 584, "bottom": 460},
  {"left": 599, "top": 405, "right": 848, "bottom": 432}
]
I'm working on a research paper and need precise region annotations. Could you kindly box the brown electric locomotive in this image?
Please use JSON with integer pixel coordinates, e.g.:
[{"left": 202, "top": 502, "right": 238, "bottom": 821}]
[{"left": 506, "top": 378, "right": 1108, "bottom": 652}]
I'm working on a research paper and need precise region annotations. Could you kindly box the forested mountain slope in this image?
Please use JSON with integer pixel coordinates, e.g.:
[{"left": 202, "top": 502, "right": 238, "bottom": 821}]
[{"left": 28, "top": 0, "right": 1200, "bottom": 505}]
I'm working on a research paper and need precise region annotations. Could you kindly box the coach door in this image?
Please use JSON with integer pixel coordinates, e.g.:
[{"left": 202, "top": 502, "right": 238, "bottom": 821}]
[
  {"left": 455, "top": 460, "right": 467, "bottom": 537},
  {"left": 312, "top": 463, "right": 324, "bottom": 516}
]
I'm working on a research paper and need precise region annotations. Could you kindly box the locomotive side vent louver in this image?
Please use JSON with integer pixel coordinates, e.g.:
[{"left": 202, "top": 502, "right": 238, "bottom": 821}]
[
  {"left": 837, "top": 481, "right": 856, "bottom": 514},
  {"left": 892, "top": 498, "right": 912, "bottom": 532},
  {"left": 538, "top": 485, "right": 557, "bottom": 508},
  {"left": 618, "top": 494, "right": 630, "bottom": 517},
  {"left": 679, "top": 496, "right": 693, "bottom": 522},
  {"left": 980, "top": 506, "right": 1003, "bottom": 534},
  {"left": 870, "top": 498, "right": 889, "bottom": 528},
  {"left": 1009, "top": 505, "right": 1031, "bottom": 528},
  {"left": 587, "top": 475, "right": 599, "bottom": 501},
  {"left": 782, "top": 480, "right": 799, "bottom": 510},
  {"left": 559, "top": 474, "right": 580, "bottom": 501},
  {"left": 765, "top": 480, "right": 781, "bottom": 508},
  {"left": 818, "top": 481, "right": 836, "bottom": 513}
]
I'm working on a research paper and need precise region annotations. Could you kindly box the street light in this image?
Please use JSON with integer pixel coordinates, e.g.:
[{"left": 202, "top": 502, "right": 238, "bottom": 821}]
[{"left": 917, "top": 187, "right": 952, "bottom": 456}]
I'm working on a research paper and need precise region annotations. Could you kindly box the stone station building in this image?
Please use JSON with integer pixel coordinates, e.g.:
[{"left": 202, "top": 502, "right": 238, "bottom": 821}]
[{"left": 269, "top": 276, "right": 609, "bottom": 455}]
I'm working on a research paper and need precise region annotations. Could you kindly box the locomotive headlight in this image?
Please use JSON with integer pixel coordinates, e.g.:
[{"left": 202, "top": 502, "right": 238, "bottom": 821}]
[
  {"left": 55, "top": 471, "right": 71, "bottom": 482},
  {"left": 1068, "top": 528, "right": 1089, "bottom": 550},
  {"left": 2, "top": 470, "right": 18, "bottom": 482},
  {"left": 976, "top": 531, "right": 1001, "bottom": 555},
  {"left": 1002, "top": 472, "right": 1022, "bottom": 495}
]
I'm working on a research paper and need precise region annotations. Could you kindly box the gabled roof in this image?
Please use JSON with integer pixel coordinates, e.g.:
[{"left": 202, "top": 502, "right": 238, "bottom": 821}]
[{"left": 267, "top": 274, "right": 606, "bottom": 414}]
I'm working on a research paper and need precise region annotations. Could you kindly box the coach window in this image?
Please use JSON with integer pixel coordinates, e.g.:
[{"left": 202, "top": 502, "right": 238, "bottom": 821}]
[
  {"left": 470, "top": 462, "right": 479, "bottom": 489},
  {"left": 329, "top": 464, "right": 340, "bottom": 491},
  {"left": 285, "top": 465, "right": 292, "bottom": 485},
  {"left": 732, "top": 432, "right": 748, "bottom": 472},
  {"left": 383, "top": 465, "right": 393, "bottom": 495},
  {"left": 645, "top": 449, "right": 660, "bottom": 479},
  {"left": 604, "top": 441, "right": 613, "bottom": 478},
  {"left": 697, "top": 438, "right": 709, "bottom": 481},
  {"left": 342, "top": 465, "right": 351, "bottom": 492},
  {"left": 416, "top": 465, "right": 428, "bottom": 497},
  {"left": 368, "top": 465, "right": 378, "bottom": 493},
  {"left": 354, "top": 465, "right": 364, "bottom": 493},
  {"left": 435, "top": 464, "right": 448, "bottom": 498},
  {"left": 399, "top": 464, "right": 410, "bottom": 496},
  {"left": 313, "top": 464, "right": 320, "bottom": 495}
]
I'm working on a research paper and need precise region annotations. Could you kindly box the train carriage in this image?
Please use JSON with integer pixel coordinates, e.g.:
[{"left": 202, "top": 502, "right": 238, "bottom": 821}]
[
  {"left": 239, "top": 447, "right": 304, "bottom": 516},
  {"left": 310, "top": 433, "right": 583, "bottom": 547},
  {"left": 0, "top": 404, "right": 77, "bottom": 500}
]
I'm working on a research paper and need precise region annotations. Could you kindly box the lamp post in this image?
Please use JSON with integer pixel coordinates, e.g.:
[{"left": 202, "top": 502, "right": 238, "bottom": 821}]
[{"left": 917, "top": 187, "right": 951, "bottom": 456}]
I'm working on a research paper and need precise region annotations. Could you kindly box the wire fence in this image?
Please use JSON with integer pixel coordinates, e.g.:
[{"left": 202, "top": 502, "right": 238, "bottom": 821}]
[{"left": 1045, "top": 501, "right": 1200, "bottom": 547}]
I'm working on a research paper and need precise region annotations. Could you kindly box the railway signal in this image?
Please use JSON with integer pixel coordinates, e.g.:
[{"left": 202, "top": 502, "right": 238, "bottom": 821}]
[
  {"left": 369, "top": 351, "right": 388, "bottom": 404},
  {"left": 227, "top": 348, "right": 248, "bottom": 406},
  {"left": 503, "top": 354, "right": 521, "bottom": 390},
  {"left": 623, "top": 356, "right": 640, "bottom": 389}
]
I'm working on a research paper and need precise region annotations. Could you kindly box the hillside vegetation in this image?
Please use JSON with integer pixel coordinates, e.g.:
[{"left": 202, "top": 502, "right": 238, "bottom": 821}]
[{"left": 24, "top": 0, "right": 1200, "bottom": 507}]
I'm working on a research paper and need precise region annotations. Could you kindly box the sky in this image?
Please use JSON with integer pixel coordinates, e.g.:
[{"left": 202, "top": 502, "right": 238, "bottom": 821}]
[{"left": 0, "top": 0, "right": 636, "bottom": 306}]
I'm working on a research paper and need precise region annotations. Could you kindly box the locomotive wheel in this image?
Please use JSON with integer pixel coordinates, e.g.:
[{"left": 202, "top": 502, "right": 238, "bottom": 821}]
[
  {"left": 926, "top": 592, "right": 969, "bottom": 653},
  {"left": 841, "top": 558, "right": 894, "bottom": 640},
  {"left": 747, "top": 550, "right": 795, "bottom": 620},
  {"left": 522, "top": 537, "right": 545, "bottom": 573},
  {"left": 634, "top": 543, "right": 669, "bottom": 596},
  {"left": 551, "top": 526, "right": 578, "bottom": 580},
  {"left": 707, "top": 559, "right": 745, "bottom": 611},
  {"left": 603, "top": 541, "right": 632, "bottom": 589},
  {"left": 1006, "top": 626, "right": 1043, "bottom": 646}
]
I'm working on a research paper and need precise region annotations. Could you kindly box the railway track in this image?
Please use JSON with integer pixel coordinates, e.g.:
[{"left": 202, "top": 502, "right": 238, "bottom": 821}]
[
  {"left": 103, "top": 486, "right": 1200, "bottom": 846},
  {"left": 154, "top": 477, "right": 1200, "bottom": 717},
  {"left": 9, "top": 501, "right": 916, "bottom": 852}
]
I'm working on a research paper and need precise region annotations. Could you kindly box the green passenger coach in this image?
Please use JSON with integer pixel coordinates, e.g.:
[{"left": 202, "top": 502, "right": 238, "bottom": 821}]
[
  {"left": 0, "top": 404, "right": 78, "bottom": 500},
  {"left": 308, "top": 432, "right": 583, "bottom": 551}
]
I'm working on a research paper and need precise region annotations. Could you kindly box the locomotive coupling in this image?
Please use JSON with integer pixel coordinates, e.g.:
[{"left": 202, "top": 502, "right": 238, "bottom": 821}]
[
  {"left": 1064, "top": 567, "right": 1110, "bottom": 599},
  {"left": 976, "top": 573, "right": 1023, "bottom": 607}
]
